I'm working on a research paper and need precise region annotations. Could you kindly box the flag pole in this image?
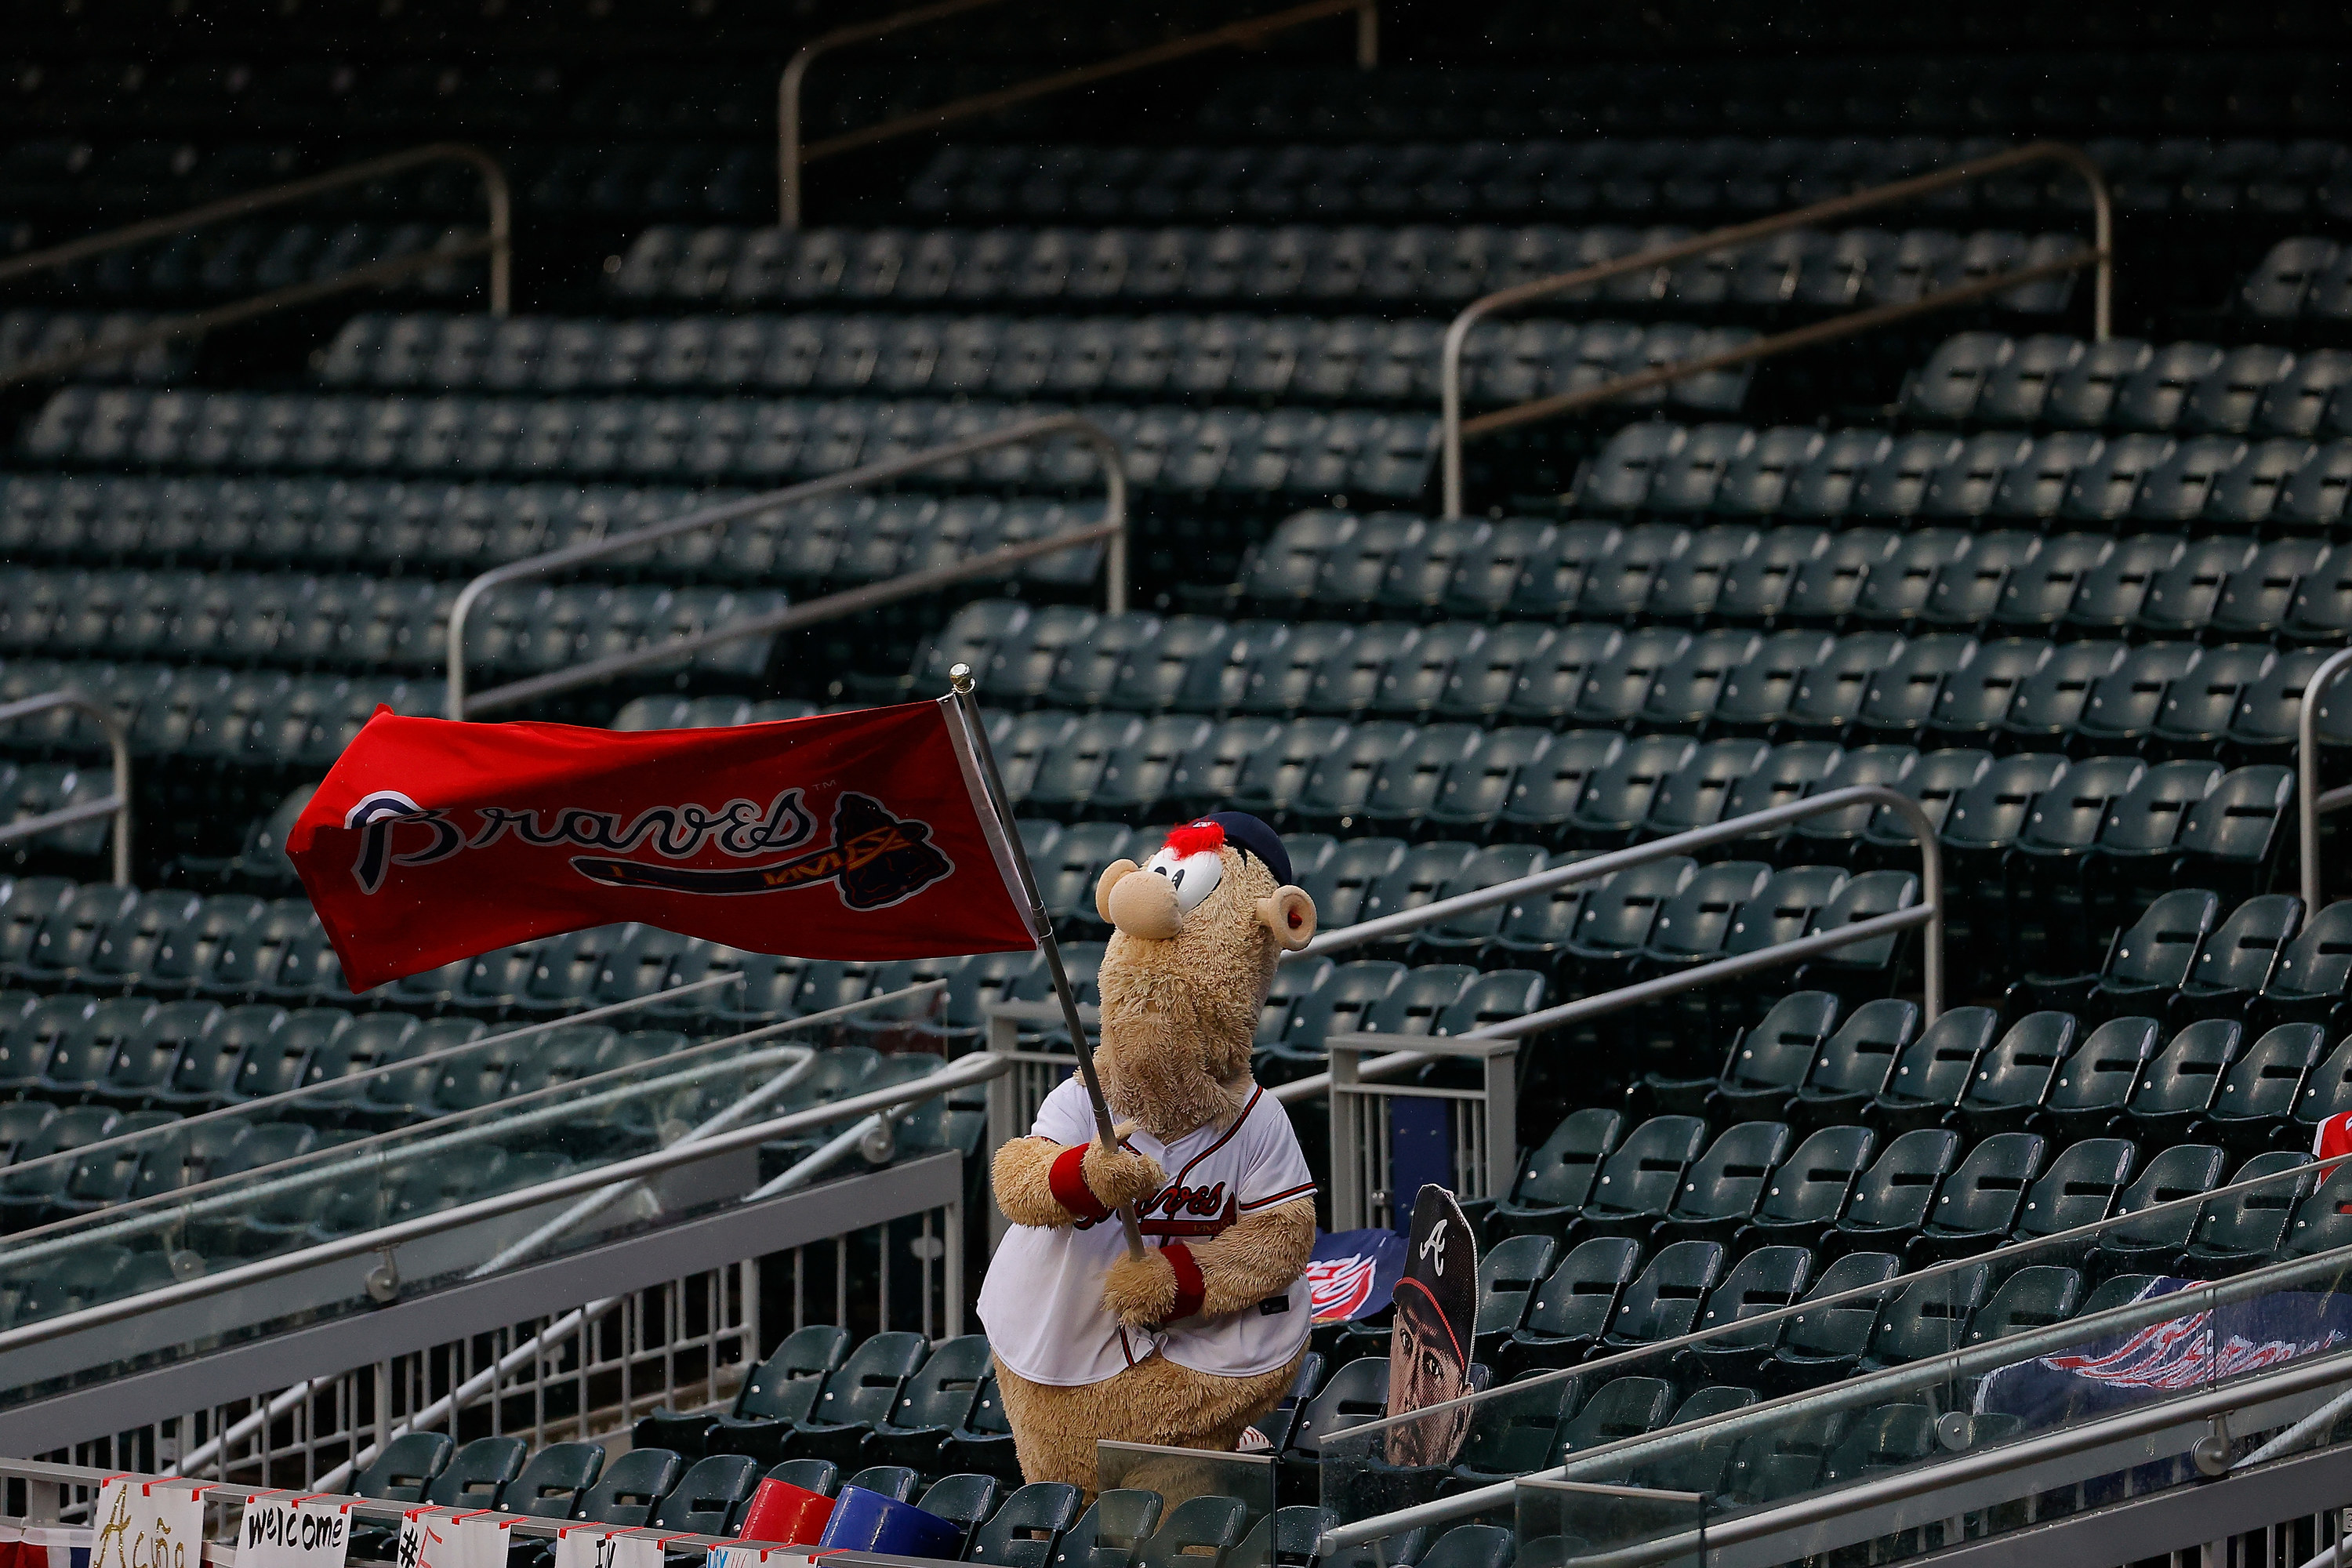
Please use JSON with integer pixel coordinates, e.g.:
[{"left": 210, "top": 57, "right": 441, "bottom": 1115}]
[{"left": 947, "top": 663, "right": 1148, "bottom": 1260}]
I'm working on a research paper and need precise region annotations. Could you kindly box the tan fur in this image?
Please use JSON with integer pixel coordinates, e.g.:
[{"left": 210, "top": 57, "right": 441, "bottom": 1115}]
[
  {"left": 993, "top": 1348, "right": 1304, "bottom": 1498},
  {"left": 1101, "top": 1200, "right": 1317, "bottom": 1326},
  {"left": 1093, "top": 844, "right": 1281, "bottom": 1142},
  {"left": 993, "top": 1133, "right": 1165, "bottom": 1229},
  {"left": 993, "top": 828, "right": 1321, "bottom": 1492}
]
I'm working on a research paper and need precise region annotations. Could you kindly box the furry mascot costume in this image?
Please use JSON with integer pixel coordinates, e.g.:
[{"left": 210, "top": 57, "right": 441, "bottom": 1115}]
[{"left": 977, "top": 812, "right": 1320, "bottom": 1494}]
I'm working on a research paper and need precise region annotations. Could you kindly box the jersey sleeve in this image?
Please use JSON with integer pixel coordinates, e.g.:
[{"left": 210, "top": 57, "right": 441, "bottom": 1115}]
[
  {"left": 1029, "top": 1075, "right": 1099, "bottom": 1147},
  {"left": 1237, "top": 1094, "right": 1317, "bottom": 1214}
]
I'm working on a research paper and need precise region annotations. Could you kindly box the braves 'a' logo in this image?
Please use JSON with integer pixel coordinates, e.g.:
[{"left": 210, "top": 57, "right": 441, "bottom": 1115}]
[{"left": 343, "top": 789, "right": 952, "bottom": 910}]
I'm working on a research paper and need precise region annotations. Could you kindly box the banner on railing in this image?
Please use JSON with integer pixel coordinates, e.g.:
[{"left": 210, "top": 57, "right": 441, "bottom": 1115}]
[
  {"left": 292, "top": 699, "right": 1034, "bottom": 989},
  {"left": 238, "top": 1497, "right": 350, "bottom": 1568}
]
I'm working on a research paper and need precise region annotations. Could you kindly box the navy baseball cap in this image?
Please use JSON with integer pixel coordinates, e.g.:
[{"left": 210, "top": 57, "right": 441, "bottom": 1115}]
[{"left": 1203, "top": 811, "right": 1291, "bottom": 887}]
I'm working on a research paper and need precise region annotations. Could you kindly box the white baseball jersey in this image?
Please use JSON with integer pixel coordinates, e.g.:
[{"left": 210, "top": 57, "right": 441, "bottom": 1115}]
[{"left": 979, "top": 1076, "right": 1317, "bottom": 1387}]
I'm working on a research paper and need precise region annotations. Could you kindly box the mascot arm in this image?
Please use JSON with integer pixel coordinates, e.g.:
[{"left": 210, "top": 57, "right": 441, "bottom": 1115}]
[
  {"left": 1102, "top": 1197, "right": 1316, "bottom": 1327},
  {"left": 993, "top": 1131, "right": 1167, "bottom": 1230}
]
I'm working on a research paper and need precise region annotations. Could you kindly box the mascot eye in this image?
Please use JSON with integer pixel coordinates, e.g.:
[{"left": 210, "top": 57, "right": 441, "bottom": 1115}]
[{"left": 1143, "top": 848, "right": 1222, "bottom": 914}]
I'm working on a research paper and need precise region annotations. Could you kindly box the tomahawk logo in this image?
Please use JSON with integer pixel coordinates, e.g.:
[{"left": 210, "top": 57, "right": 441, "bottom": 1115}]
[{"left": 571, "top": 793, "right": 953, "bottom": 909}]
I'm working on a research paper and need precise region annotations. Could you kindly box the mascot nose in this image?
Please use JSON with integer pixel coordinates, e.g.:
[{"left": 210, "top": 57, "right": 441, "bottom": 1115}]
[{"left": 1107, "top": 865, "right": 1183, "bottom": 940}]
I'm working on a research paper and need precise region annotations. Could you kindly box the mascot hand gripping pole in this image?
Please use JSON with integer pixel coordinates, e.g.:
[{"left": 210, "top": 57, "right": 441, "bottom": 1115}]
[{"left": 977, "top": 813, "right": 1320, "bottom": 1493}]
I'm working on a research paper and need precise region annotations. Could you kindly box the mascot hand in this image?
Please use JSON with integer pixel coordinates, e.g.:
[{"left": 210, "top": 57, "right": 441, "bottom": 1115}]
[
  {"left": 1102, "top": 1245, "right": 1179, "bottom": 1328},
  {"left": 1081, "top": 1123, "right": 1166, "bottom": 1212}
]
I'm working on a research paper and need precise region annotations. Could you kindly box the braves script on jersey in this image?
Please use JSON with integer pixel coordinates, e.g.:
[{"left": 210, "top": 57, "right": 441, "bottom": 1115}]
[{"left": 979, "top": 1077, "right": 1317, "bottom": 1386}]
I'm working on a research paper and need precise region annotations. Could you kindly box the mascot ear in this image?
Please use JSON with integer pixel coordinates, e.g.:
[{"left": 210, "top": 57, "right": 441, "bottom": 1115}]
[
  {"left": 1094, "top": 858, "right": 1142, "bottom": 925},
  {"left": 1258, "top": 885, "right": 1318, "bottom": 953}
]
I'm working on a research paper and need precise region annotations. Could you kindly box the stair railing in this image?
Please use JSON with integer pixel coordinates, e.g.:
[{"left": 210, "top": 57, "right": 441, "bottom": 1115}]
[
  {"left": 0, "top": 691, "right": 132, "bottom": 884},
  {"left": 779, "top": 0, "right": 1377, "bottom": 227},
  {"left": 1437, "top": 139, "right": 2114, "bottom": 517},
  {"left": 444, "top": 410, "right": 1127, "bottom": 720},
  {"left": 0, "top": 143, "right": 510, "bottom": 387},
  {"left": 1268, "top": 781, "right": 1944, "bottom": 1106},
  {"left": 2299, "top": 646, "right": 2352, "bottom": 908}
]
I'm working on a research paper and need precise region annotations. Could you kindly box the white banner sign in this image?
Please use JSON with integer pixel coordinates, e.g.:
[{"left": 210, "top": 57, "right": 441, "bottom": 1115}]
[
  {"left": 89, "top": 1479, "right": 206, "bottom": 1568},
  {"left": 552, "top": 1528, "right": 663, "bottom": 1568},
  {"left": 397, "top": 1512, "right": 510, "bottom": 1568},
  {"left": 237, "top": 1497, "right": 350, "bottom": 1568}
]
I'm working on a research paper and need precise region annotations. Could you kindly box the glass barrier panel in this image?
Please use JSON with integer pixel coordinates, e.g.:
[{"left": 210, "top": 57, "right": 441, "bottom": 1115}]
[
  {"left": 1096, "top": 1441, "right": 1273, "bottom": 1560},
  {"left": 1514, "top": 1479, "right": 1704, "bottom": 1568}
]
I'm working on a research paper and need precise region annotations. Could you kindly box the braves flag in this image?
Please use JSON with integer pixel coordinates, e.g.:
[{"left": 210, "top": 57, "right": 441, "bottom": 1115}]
[{"left": 290, "top": 699, "right": 1036, "bottom": 992}]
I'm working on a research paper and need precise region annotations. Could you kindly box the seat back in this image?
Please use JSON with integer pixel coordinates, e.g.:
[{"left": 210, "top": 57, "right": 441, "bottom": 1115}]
[
  {"left": 2016, "top": 1139, "right": 2136, "bottom": 1241},
  {"left": 1842, "top": 1128, "right": 1962, "bottom": 1232},
  {"left": 1521, "top": 1236, "right": 1643, "bottom": 1338},
  {"left": 499, "top": 1442, "right": 603, "bottom": 1519},
  {"left": 351, "top": 1432, "right": 455, "bottom": 1502},
  {"left": 2129, "top": 1018, "right": 2244, "bottom": 1120},
  {"left": 1876, "top": 1007, "right": 1999, "bottom": 1110},
  {"left": 1866, "top": 1264, "right": 1991, "bottom": 1367},
  {"left": 1604, "top": 1241, "right": 1725, "bottom": 1346},
  {"left": 576, "top": 1448, "right": 684, "bottom": 1526},
  {"left": 1755, "top": 1125, "right": 1877, "bottom": 1226},
  {"left": 1586, "top": 1116, "right": 1709, "bottom": 1220}
]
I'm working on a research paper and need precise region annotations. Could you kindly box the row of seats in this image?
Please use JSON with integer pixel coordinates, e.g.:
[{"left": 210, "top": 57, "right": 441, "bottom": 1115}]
[
  {"left": 924, "top": 602, "right": 2352, "bottom": 756},
  {"left": 1906, "top": 332, "right": 2352, "bottom": 434},
  {"left": 1572, "top": 421, "right": 2352, "bottom": 527},
  {"left": 16, "top": 389, "right": 1442, "bottom": 499},
  {"left": 0, "top": 308, "right": 189, "bottom": 381},
  {"left": 20, "top": 220, "right": 482, "bottom": 303},
  {"left": 0, "top": 572, "right": 783, "bottom": 679},
  {"left": 281, "top": 1421, "right": 1079, "bottom": 1567},
  {"left": 1657, "top": 974, "right": 2352, "bottom": 1151},
  {"left": 2241, "top": 238, "right": 2352, "bottom": 322},
  {"left": 1196, "top": 56, "right": 2352, "bottom": 140},
  {"left": 1492, "top": 1102, "right": 2319, "bottom": 1273},
  {"left": 1483, "top": 0, "right": 2352, "bottom": 55},
  {"left": 0, "top": 476, "right": 1109, "bottom": 587},
  {"left": 905, "top": 137, "right": 2349, "bottom": 223},
  {"left": 608, "top": 220, "right": 2084, "bottom": 312},
  {"left": 0, "top": 1018, "right": 954, "bottom": 1240},
  {"left": 0, "top": 762, "right": 111, "bottom": 865},
  {"left": 316, "top": 310, "right": 1759, "bottom": 413},
  {"left": 1238, "top": 512, "right": 2352, "bottom": 630}
]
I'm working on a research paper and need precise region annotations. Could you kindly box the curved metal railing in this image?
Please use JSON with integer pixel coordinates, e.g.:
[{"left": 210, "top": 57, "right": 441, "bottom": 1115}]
[
  {"left": 1437, "top": 139, "right": 2115, "bottom": 517},
  {"left": 0, "top": 691, "right": 132, "bottom": 884},
  {"left": 0, "top": 143, "right": 510, "bottom": 386},
  {"left": 779, "top": 0, "right": 1377, "bottom": 228},
  {"left": 444, "top": 410, "right": 1129, "bottom": 719},
  {"left": 2299, "top": 646, "right": 2352, "bottom": 908},
  {"left": 1266, "top": 781, "right": 1944, "bottom": 1105}
]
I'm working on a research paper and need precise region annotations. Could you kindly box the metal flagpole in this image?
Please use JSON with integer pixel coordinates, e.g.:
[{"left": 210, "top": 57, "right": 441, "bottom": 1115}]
[{"left": 946, "top": 663, "right": 1147, "bottom": 1258}]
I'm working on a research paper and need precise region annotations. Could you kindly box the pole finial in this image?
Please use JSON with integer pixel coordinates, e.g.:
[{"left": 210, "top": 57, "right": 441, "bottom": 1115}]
[{"left": 949, "top": 662, "right": 975, "bottom": 695}]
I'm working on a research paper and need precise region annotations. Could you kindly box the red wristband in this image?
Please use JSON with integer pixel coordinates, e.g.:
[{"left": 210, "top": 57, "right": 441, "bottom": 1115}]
[
  {"left": 1163, "top": 1242, "right": 1206, "bottom": 1322},
  {"left": 1048, "top": 1144, "right": 1112, "bottom": 1221}
]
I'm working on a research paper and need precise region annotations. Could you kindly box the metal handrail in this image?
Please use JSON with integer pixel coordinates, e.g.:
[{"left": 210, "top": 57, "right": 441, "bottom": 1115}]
[
  {"left": 1269, "top": 781, "right": 1943, "bottom": 1105},
  {"left": 445, "top": 410, "right": 1128, "bottom": 719},
  {"left": 1483, "top": 1345, "right": 2352, "bottom": 1568},
  {"left": 0, "top": 970, "right": 747, "bottom": 1192},
  {"left": 1318, "top": 1152, "right": 2352, "bottom": 1548},
  {"left": 0, "top": 1047, "right": 1011, "bottom": 1356},
  {"left": 779, "top": 0, "right": 1377, "bottom": 227},
  {"left": 1437, "top": 139, "right": 2114, "bottom": 517},
  {"left": 0, "top": 143, "right": 510, "bottom": 385},
  {"left": 0, "top": 691, "right": 132, "bottom": 884},
  {"left": 2300, "top": 645, "right": 2352, "bottom": 908}
]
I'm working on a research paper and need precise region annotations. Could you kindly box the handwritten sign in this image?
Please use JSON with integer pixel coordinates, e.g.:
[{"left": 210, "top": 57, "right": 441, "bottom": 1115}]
[
  {"left": 237, "top": 1498, "right": 349, "bottom": 1568},
  {"left": 553, "top": 1527, "right": 662, "bottom": 1568},
  {"left": 89, "top": 1480, "right": 205, "bottom": 1568},
  {"left": 396, "top": 1512, "right": 509, "bottom": 1568}
]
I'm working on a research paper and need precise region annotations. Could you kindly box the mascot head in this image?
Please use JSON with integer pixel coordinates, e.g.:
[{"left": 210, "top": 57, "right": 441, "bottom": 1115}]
[{"left": 1089, "top": 812, "right": 1317, "bottom": 1142}]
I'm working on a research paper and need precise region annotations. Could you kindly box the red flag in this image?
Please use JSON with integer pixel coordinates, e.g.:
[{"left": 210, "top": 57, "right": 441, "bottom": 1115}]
[{"left": 289, "top": 699, "right": 1036, "bottom": 992}]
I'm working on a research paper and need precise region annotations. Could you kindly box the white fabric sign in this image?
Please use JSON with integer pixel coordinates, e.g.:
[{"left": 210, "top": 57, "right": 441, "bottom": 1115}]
[
  {"left": 238, "top": 1497, "right": 350, "bottom": 1568},
  {"left": 706, "top": 1547, "right": 807, "bottom": 1568},
  {"left": 552, "top": 1527, "right": 664, "bottom": 1568},
  {"left": 397, "top": 1512, "right": 510, "bottom": 1568},
  {"left": 89, "top": 1479, "right": 207, "bottom": 1568}
]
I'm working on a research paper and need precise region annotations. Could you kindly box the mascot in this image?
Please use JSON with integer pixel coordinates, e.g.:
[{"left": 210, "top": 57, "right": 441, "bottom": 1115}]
[{"left": 976, "top": 812, "right": 1320, "bottom": 1493}]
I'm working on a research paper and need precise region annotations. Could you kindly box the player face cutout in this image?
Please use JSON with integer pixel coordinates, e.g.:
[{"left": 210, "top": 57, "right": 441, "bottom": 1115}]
[{"left": 1385, "top": 1294, "right": 1474, "bottom": 1467}]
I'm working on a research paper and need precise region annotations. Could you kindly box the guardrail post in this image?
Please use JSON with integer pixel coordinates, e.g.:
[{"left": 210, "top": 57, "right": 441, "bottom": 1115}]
[
  {"left": 0, "top": 143, "right": 511, "bottom": 383},
  {"left": 780, "top": 0, "right": 1381, "bottom": 228},
  {"left": 445, "top": 412, "right": 1126, "bottom": 720},
  {"left": 0, "top": 691, "right": 133, "bottom": 885},
  {"left": 2300, "top": 647, "right": 2352, "bottom": 909},
  {"left": 1436, "top": 140, "right": 2112, "bottom": 518}
]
